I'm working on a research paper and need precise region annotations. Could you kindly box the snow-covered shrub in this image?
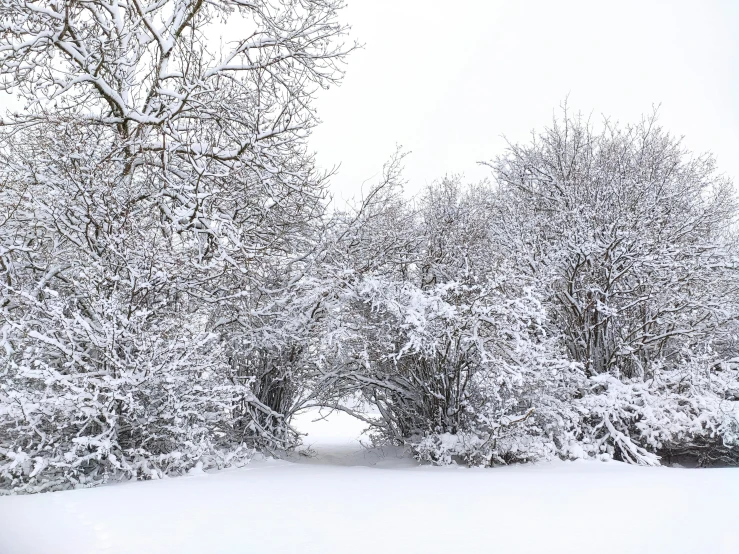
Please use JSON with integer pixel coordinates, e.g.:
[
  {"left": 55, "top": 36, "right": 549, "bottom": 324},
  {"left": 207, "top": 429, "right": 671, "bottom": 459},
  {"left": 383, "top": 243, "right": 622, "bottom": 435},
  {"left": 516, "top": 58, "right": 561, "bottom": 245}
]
[
  {"left": 0, "top": 328, "right": 258, "bottom": 493},
  {"left": 0, "top": 241, "right": 292, "bottom": 493},
  {"left": 573, "top": 366, "right": 739, "bottom": 466},
  {"left": 311, "top": 174, "right": 581, "bottom": 466},
  {"left": 327, "top": 268, "right": 582, "bottom": 466},
  {"left": 322, "top": 172, "right": 580, "bottom": 465},
  {"left": 486, "top": 108, "right": 739, "bottom": 464}
]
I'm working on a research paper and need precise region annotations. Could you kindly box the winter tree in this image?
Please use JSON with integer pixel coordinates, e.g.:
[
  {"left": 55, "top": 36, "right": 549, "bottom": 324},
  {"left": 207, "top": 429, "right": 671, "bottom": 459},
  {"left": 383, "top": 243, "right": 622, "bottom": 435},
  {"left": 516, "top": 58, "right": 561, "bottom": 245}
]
[
  {"left": 485, "top": 109, "right": 739, "bottom": 465},
  {"left": 0, "top": 0, "right": 351, "bottom": 493},
  {"left": 308, "top": 163, "right": 580, "bottom": 466}
]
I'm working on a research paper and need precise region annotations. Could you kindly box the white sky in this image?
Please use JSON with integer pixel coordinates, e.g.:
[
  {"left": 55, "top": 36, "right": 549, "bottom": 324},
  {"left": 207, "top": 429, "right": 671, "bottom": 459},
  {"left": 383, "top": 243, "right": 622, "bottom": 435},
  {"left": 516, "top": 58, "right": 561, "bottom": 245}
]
[{"left": 310, "top": 0, "right": 739, "bottom": 201}]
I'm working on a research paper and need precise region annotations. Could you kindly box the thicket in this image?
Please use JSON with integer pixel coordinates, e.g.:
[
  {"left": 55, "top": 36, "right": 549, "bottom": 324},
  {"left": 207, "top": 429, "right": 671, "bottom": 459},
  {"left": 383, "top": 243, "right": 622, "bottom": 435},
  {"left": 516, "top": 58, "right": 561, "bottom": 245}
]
[{"left": 1, "top": 1, "right": 737, "bottom": 494}]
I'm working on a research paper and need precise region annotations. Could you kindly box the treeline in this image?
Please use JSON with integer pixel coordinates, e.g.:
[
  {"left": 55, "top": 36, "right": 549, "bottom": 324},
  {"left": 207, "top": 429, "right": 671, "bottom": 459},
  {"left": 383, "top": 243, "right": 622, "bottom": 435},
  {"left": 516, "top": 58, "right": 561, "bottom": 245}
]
[{"left": 0, "top": 0, "right": 737, "bottom": 494}]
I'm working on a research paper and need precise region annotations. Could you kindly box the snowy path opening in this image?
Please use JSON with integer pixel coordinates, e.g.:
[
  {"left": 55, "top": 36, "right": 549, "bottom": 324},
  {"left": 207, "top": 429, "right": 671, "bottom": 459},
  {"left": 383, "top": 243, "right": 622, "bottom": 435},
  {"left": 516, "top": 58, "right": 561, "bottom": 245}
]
[
  {"left": 1, "top": 409, "right": 738, "bottom": 554},
  {"left": 284, "top": 407, "right": 415, "bottom": 468}
]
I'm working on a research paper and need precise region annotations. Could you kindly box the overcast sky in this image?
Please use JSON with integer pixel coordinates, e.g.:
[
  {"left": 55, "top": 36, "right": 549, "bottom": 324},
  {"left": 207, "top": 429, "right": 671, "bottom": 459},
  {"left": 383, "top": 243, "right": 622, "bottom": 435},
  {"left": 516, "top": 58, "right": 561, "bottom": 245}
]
[{"left": 310, "top": 0, "right": 739, "bottom": 202}]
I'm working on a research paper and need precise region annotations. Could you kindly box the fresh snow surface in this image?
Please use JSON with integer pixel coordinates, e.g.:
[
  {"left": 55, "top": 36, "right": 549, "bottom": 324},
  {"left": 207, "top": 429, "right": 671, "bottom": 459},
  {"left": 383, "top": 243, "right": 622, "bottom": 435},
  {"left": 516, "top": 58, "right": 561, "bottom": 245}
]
[{"left": 1, "top": 409, "right": 737, "bottom": 554}]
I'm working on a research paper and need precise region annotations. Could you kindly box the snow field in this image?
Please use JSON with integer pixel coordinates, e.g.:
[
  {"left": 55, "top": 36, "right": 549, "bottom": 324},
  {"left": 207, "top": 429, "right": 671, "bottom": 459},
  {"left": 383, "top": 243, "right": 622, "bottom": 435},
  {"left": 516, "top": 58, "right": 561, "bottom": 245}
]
[{"left": 0, "top": 409, "right": 737, "bottom": 554}]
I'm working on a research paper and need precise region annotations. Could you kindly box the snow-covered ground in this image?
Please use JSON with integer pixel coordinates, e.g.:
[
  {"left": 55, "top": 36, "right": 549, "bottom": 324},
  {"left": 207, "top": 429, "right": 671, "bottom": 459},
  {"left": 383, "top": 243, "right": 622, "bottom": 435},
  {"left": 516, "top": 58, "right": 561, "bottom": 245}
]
[{"left": 1, "top": 409, "right": 737, "bottom": 554}]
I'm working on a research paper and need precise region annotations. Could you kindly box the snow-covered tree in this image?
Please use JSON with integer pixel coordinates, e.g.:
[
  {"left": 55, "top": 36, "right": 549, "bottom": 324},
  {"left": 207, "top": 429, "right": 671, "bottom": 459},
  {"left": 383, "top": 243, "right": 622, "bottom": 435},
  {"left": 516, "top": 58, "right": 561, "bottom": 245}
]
[
  {"left": 0, "top": 0, "right": 351, "bottom": 492},
  {"left": 308, "top": 167, "right": 581, "bottom": 465},
  {"left": 485, "top": 109, "right": 739, "bottom": 465}
]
